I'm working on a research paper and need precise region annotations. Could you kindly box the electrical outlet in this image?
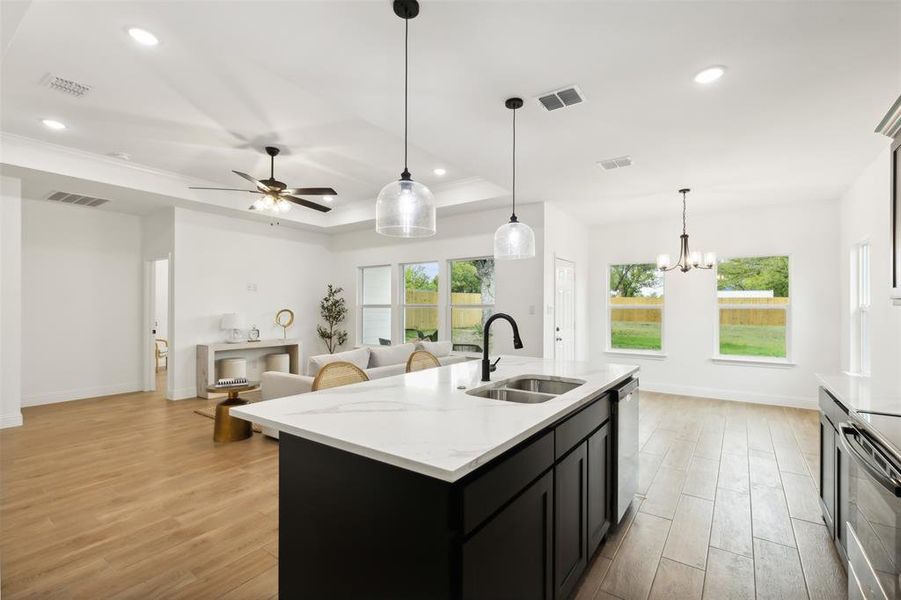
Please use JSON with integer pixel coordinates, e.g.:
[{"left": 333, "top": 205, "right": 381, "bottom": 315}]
[{"left": 247, "top": 283, "right": 258, "bottom": 292}]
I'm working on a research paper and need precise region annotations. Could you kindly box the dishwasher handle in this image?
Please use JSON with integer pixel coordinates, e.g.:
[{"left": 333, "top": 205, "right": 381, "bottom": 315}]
[
  {"left": 614, "top": 378, "right": 638, "bottom": 400},
  {"left": 838, "top": 423, "right": 901, "bottom": 497}
]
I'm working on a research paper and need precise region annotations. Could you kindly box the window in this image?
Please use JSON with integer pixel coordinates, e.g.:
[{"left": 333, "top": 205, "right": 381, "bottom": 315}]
[
  {"left": 403, "top": 262, "right": 439, "bottom": 342},
  {"left": 608, "top": 264, "right": 664, "bottom": 352},
  {"left": 449, "top": 258, "right": 495, "bottom": 352},
  {"left": 853, "top": 243, "right": 871, "bottom": 374},
  {"left": 716, "top": 256, "right": 790, "bottom": 359},
  {"left": 360, "top": 265, "right": 392, "bottom": 345}
]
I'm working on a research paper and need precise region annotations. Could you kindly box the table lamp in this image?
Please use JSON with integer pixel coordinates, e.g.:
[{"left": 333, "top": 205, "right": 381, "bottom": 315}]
[{"left": 220, "top": 313, "right": 244, "bottom": 343}]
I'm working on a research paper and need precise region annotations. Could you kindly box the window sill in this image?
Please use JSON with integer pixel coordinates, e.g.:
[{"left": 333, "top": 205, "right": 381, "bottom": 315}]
[
  {"left": 710, "top": 356, "right": 796, "bottom": 368},
  {"left": 604, "top": 349, "right": 668, "bottom": 360}
]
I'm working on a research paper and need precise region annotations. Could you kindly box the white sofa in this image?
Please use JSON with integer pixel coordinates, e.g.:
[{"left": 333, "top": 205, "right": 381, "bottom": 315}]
[{"left": 260, "top": 341, "right": 472, "bottom": 439}]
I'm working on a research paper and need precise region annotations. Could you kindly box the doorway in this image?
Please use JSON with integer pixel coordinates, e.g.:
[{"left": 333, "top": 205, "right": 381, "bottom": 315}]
[
  {"left": 554, "top": 258, "right": 575, "bottom": 361},
  {"left": 145, "top": 258, "right": 169, "bottom": 393}
]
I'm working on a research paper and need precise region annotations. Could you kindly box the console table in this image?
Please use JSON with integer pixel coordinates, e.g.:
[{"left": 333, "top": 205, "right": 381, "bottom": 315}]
[{"left": 196, "top": 339, "right": 301, "bottom": 399}]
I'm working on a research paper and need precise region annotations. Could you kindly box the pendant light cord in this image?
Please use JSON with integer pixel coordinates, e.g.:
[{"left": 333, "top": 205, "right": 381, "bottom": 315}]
[
  {"left": 403, "top": 17, "right": 409, "bottom": 176},
  {"left": 511, "top": 106, "right": 517, "bottom": 220}
]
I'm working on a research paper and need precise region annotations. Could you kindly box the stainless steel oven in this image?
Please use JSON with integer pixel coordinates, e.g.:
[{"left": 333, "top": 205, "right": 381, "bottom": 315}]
[{"left": 838, "top": 415, "right": 901, "bottom": 599}]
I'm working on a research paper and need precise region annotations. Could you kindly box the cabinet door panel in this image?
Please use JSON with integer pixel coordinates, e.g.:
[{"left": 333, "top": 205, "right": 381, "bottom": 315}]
[
  {"left": 462, "top": 471, "right": 553, "bottom": 600},
  {"left": 555, "top": 442, "right": 588, "bottom": 600},
  {"left": 819, "top": 412, "right": 836, "bottom": 537},
  {"left": 587, "top": 423, "right": 611, "bottom": 556}
]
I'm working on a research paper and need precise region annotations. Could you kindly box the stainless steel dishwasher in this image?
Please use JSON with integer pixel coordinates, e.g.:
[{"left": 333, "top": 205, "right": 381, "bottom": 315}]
[{"left": 611, "top": 377, "right": 639, "bottom": 524}]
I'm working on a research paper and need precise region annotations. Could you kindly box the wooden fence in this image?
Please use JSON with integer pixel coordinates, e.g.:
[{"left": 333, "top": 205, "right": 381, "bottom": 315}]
[
  {"left": 403, "top": 290, "right": 485, "bottom": 330},
  {"left": 610, "top": 296, "right": 788, "bottom": 326}
]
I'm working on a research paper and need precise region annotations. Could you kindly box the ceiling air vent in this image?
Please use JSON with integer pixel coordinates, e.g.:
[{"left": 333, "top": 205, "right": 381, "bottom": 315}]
[
  {"left": 536, "top": 85, "right": 586, "bottom": 111},
  {"left": 41, "top": 74, "right": 92, "bottom": 98},
  {"left": 46, "top": 191, "right": 109, "bottom": 208},
  {"left": 597, "top": 155, "right": 633, "bottom": 171}
]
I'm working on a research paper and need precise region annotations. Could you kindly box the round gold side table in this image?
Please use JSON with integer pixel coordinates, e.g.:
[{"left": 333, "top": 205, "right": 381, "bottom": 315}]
[{"left": 207, "top": 381, "right": 259, "bottom": 443}]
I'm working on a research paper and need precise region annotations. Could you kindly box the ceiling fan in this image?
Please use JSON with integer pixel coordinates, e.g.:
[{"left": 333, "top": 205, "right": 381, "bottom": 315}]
[{"left": 189, "top": 146, "right": 336, "bottom": 213}]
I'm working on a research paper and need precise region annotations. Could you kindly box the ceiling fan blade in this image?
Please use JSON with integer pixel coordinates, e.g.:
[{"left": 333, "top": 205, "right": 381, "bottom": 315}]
[
  {"left": 282, "top": 187, "right": 337, "bottom": 196},
  {"left": 189, "top": 187, "right": 259, "bottom": 192},
  {"left": 284, "top": 195, "right": 332, "bottom": 213},
  {"left": 232, "top": 170, "right": 272, "bottom": 192}
]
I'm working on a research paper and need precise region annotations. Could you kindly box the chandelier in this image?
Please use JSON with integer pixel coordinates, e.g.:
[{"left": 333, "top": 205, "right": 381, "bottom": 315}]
[{"left": 657, "top": 188, "right": 716, "bottom": 272}]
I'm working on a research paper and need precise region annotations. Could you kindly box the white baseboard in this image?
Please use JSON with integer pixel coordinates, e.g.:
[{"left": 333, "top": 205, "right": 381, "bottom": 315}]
[
  {"left": 21, "top": 382, "right": 143, "bottom": 407},
  {"left": 639, "top": 381, "right": 817, "bottom": 410},
  {"left": 0, "top": 412, "right": 23, "bottom": 428},
  {"left": 169, "top": 386, "right": 198, "bottom": 401}
]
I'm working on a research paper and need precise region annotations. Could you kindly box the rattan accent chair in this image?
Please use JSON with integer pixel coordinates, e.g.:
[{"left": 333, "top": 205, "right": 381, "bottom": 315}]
[
  {"left": 405, "top": 350, "right": 441, "bottom": 373},
  {"left": 311, "top": 361, "right": 370, "bottom": 391}
]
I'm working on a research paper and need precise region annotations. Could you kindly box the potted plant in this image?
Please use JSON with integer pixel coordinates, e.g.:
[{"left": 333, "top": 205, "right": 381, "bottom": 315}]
[{"left": 316, "top": 285, "right": 348, "bottom": 353}]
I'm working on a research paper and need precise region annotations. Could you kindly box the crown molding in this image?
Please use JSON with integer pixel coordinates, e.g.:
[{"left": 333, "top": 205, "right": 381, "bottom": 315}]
[{"left": 875, "top": 95, "right": 901, "bottom": 139}]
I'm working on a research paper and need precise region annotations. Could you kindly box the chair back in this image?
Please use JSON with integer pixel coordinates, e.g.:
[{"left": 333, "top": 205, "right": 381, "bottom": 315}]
[
  {"left": 312, "top": 361, "right": 370, "bottom": 391},
  {"left": 406, "top": 350, "right": 441, "bottom": 373}
]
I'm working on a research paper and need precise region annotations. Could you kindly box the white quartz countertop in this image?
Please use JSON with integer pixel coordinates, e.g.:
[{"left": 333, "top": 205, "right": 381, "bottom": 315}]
[
  {"left": 816, "top": 373, "right": 901, "bottom": 415},
  {"left": 231, "top": 356, "right": 638, "bottom": 482}
]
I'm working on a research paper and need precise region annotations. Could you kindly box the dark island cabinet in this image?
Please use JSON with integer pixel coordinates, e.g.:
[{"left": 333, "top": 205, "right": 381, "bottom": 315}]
[
  {"left": 554, "top": 442, "right": 588, "bottom": 600},
  {"left": 587, "top": 422, "right": 611, "bottom": 556},
  {"left": 279, "top": 386, "right": 625, "bottom": 600},
  {"left": 462, "top": 471, "right": 554, "bottom": 600}
]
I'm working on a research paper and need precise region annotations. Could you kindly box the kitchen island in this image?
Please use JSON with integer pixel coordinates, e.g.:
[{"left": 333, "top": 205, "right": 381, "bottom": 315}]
[{"left": 232, "top": 356, "right": 638, "bottom": 599}]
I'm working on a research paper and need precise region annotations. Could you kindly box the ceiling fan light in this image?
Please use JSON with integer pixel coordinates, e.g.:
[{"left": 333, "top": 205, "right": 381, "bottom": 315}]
[
  {"left": 376, "top": 177, "right": 436, "bottom": 238},
  {"left": 252, "top": 198, "right": 265, "bottom": 210},
  {"left": 494, "top": 219, "right": 535, "bottom": 260}
]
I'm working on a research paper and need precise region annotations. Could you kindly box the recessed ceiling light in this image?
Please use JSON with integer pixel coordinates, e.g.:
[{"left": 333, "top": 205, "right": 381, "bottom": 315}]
[
  {"left": 108, "top": 152, "right": 132, "bottom": 161},
  {"left": 41, "top": 119, "right": 66, "bottom": 130},
  {"left": 323, "top": 195, "right": 335, "bottom": 202},
  {"left": 128, "top": 27, "right": 159, "bottom": 46},
  {"left": 694, "top": 66, "right": 726, "bottom": 84},
  {"left": 433, "top": 168, "right": 446, "bottom": 176}
]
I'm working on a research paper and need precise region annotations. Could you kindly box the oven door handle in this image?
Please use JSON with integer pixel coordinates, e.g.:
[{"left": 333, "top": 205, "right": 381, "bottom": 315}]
[{"left": 838, "top": 423, "right": 901, "bottom": 497}]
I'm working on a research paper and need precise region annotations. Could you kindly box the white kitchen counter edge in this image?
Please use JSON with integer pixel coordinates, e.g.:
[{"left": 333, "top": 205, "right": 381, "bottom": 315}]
[{"left": 232, "top": 358, "right": 638, "bottom": 483}]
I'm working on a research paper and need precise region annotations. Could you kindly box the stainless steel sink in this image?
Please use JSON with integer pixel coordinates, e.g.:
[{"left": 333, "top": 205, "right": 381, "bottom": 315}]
[
  {"left": 466, "top": 375, "right": 586, "bottom": 404},
  {"left": 505, "top": 376, "right": 585, "bottom": 395}
]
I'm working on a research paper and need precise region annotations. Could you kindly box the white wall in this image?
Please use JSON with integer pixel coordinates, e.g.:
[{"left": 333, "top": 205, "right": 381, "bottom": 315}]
[
  {"left": 169, "top": 208, "right": 333, "bottom": 399},
  {"left": 589, "top": 199, "right": 841, "bottom": 408},
  {"left": 330, "top": 204, "right": 545, "bottom": 358},
  {"left": 21, "top": 200, "right": 144, "bottom": 406},
  {"left": 0, "top": 176, "right": 23, "bottom": 427},
  {"left": 154, "top": 259, "right": 169, "bottom": 340},
  {"left": 839, "top": 145, "right": 901, "bottom": 385},
  {"left": 544, "top": 203, "right": 591, "bottom": 360}
]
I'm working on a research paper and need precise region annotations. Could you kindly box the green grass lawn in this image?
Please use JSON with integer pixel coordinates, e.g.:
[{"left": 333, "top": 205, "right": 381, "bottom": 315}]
[
  {"left": 611, "top": 322, "right": 786, "bottom": 358},
  {"left": 719, "top": 324, "right": 785, "bottom": 357},
  {"left": 611, "top": 321, "right": 662, "bottom": 351}
]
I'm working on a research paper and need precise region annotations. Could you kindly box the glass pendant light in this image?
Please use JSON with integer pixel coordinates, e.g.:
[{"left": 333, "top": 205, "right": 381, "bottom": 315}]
[
  {"left": 376, "top": 0, "right": 436, "bottom": 238},
  {"left": 494, "top": 97, "right": 535, "bottom": 260}
]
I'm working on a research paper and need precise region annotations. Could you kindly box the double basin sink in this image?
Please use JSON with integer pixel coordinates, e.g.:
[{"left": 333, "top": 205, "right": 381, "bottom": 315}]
[{"left": 466, "top": 375, "right": 586, "bottom": 404}]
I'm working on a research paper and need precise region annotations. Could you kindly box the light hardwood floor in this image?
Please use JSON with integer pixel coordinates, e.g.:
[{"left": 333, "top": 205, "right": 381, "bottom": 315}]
[{"left": 1, "top": 384, "right": 846, "bottom": 599}]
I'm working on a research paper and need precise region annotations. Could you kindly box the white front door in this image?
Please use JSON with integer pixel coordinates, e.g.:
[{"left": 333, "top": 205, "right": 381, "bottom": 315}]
[{"left": 554, "top": 258, "right": 575, "bottom": 361}]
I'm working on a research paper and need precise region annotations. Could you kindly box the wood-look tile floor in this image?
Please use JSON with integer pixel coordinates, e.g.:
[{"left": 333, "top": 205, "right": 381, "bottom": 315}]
[
  {"left": 574, "top": 391, "right": 848, "bottom": 600},
  {"left": 1, "top": 383, "right": 846, "bottom": 599}
]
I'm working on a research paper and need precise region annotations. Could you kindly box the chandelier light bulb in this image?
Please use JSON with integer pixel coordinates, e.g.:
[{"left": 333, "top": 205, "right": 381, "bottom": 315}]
[
  {"left": 657, "top": 254, "right": 672, "bottom": 270},
  {"left": 704, "top": 252, "right": 717, "bottom": 268}
]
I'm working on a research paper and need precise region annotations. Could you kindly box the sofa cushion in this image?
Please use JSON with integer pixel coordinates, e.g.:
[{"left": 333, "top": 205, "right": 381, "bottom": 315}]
[
  {"left": 415, "top": 340, "right": 452, "bottom": 358},
  {"left": 368, "top": 343, "right": 416, "bottom": 368},
  {"left": 307, "top": 347, "right": 370, "bottom": 377},
  {"left": 366, "top": 364, "right": 407, "bottom": 380}
]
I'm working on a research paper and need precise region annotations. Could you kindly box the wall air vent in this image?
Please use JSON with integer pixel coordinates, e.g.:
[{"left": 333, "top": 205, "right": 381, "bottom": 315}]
[
  {"left": 597, "top": 155, "right": 633, "bottom": 171},
  {"left": 536, "top": 85, "right": 586, "bottom": 111},
  {"left": 46, "top": 191, "right": 109, "bottom": 208},
  {"left": 41, "top": 74, "right": 92, "bottom": 98}
]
